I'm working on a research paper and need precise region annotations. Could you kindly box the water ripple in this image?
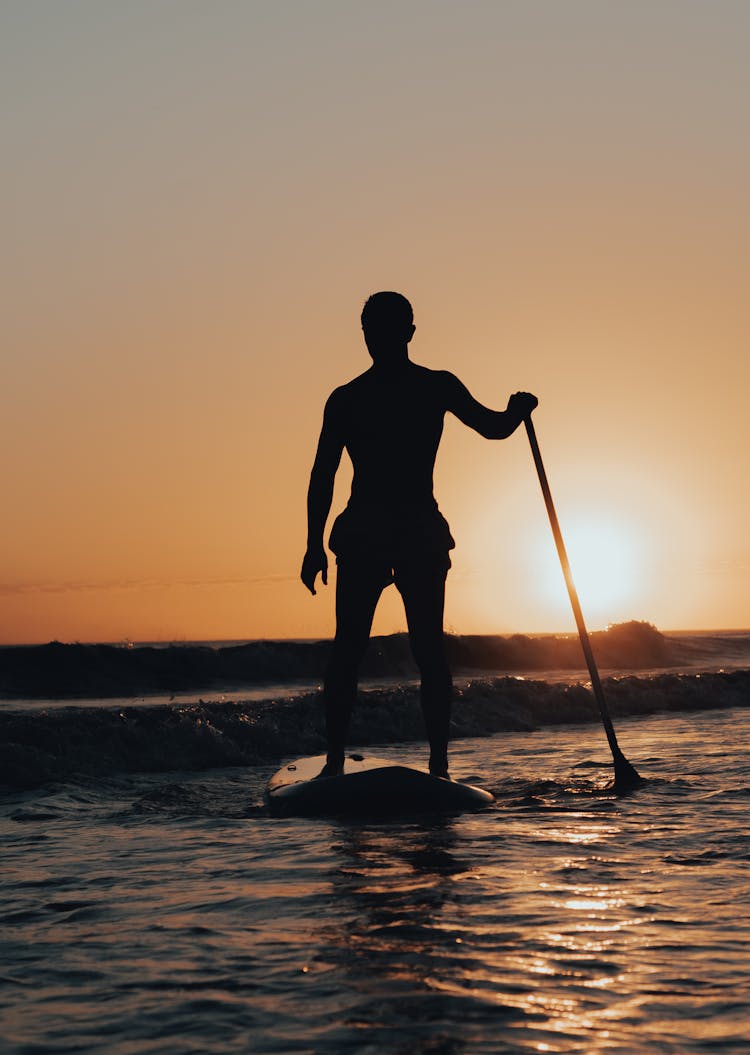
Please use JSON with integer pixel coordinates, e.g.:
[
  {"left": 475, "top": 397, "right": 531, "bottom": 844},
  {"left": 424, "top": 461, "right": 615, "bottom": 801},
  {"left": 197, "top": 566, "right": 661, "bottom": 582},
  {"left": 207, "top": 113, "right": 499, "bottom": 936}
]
[{"left": 2, "top": 709, "right": 750, "bottom": 1053}]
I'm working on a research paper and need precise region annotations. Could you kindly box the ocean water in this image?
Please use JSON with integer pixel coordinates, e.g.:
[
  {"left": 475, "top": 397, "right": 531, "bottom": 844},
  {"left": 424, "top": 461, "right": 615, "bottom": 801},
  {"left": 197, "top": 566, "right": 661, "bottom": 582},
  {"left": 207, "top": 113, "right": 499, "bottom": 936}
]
[{"left": 3, "top": 702, "right": 750, "bottom": 1054}]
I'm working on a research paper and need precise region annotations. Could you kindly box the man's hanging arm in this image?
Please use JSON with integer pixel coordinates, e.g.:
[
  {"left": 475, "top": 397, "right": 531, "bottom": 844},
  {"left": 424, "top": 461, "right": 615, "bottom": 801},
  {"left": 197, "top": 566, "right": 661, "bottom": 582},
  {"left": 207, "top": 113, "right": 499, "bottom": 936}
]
[{"left": 301, "top": 394, "right": 345, "bottom": 595}]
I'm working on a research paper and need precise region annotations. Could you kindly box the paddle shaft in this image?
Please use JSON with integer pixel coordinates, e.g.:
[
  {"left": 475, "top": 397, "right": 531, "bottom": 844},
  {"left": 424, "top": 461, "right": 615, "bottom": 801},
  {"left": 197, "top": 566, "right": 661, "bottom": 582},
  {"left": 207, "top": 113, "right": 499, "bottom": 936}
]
[{"left": 524, "top": 417, "right": 640, "bottom": 784}]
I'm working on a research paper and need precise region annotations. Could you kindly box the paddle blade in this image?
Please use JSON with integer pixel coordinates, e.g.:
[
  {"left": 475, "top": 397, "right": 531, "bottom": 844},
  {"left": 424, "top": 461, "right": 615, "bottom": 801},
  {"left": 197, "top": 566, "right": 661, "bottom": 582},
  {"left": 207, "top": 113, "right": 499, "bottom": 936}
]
[{"left": 613, "top": 749, "right": 643, "bottom": 792}]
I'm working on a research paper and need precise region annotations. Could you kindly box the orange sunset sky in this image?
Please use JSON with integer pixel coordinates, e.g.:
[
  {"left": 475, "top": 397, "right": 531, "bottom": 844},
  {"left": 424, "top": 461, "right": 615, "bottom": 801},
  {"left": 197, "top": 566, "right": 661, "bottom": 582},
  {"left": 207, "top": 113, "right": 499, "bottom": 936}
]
[{"left": 2, "top": 2, "right": 748, "bottom": 644}]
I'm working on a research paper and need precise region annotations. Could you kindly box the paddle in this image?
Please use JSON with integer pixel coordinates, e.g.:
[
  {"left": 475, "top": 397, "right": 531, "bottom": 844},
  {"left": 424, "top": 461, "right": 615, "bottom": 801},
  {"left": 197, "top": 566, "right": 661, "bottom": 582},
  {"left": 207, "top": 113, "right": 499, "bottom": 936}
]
[{"left": 524, "top": 416, "right": 642, "bottom": 791}]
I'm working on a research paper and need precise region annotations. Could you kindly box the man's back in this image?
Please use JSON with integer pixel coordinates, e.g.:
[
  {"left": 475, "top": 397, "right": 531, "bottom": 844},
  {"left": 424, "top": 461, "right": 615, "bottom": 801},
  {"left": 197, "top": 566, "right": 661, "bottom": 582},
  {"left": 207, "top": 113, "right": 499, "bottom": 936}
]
[{"left": 330, "top": 361, "right": 451, "bottom": 512}]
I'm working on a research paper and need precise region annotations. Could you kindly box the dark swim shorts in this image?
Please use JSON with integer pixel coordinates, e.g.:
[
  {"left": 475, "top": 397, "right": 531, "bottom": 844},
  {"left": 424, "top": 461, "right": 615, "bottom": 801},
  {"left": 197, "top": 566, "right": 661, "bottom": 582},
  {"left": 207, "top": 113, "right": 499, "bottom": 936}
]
[{"left": 329, "top": 503, "right": 455, "bottom": 585}]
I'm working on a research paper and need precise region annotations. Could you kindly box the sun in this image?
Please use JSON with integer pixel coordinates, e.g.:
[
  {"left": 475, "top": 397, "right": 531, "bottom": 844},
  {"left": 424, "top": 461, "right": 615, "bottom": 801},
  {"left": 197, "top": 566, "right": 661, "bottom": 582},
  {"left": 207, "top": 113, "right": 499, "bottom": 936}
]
[{"left": 532, "top": 512, "right": 641, "bottom": 627}]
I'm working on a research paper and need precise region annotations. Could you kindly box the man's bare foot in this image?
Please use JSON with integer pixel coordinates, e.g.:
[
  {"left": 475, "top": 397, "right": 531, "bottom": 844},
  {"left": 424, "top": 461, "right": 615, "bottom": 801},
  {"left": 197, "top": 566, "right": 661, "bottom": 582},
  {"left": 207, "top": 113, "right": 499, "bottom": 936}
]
[
  {"left": 317, "top": 756, "right": 344, "bottom": 779},
  {"left": 429, "top": 762, "right": 450, "bottom": 780}
]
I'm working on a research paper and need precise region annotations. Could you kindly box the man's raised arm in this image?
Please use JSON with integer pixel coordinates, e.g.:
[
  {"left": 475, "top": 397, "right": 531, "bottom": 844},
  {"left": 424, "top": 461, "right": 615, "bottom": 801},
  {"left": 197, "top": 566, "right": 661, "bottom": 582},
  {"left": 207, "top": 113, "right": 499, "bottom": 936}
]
[
  {"left": 443, "top": 372, "right": 538, "bottom": 438},
  {"left": 301, "top": 392, "right": 345, "bottom": 595}
]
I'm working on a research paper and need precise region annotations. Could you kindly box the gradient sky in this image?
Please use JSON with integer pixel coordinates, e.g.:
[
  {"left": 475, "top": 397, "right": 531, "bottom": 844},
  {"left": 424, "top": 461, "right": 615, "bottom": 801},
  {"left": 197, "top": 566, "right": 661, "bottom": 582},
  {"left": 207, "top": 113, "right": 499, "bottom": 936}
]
[{"left": 2, "top": 1, "right": 748, "bottom": 643}]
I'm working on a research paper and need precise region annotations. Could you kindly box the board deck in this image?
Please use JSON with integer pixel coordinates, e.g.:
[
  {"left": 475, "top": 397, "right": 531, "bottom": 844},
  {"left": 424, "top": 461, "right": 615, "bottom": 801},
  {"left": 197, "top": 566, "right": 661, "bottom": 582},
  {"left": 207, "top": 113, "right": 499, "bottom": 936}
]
[{"left": 267, "top": 753, "right": 494, "bottom": 817}]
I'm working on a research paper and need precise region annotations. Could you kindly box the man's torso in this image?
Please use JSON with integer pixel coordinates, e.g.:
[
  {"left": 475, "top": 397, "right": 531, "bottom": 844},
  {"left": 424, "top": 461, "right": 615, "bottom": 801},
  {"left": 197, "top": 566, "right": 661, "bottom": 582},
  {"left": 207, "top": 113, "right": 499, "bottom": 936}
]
[{"left": 327, "top": 362, "right": 456, "bottom": 561}]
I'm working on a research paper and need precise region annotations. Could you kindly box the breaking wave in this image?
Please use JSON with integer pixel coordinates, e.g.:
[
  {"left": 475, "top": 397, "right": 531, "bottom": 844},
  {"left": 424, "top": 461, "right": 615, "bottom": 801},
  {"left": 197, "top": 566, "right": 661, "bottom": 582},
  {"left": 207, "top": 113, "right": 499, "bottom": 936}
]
[{"left": 2, "top": 668, "right": 749, "bottom": 789}]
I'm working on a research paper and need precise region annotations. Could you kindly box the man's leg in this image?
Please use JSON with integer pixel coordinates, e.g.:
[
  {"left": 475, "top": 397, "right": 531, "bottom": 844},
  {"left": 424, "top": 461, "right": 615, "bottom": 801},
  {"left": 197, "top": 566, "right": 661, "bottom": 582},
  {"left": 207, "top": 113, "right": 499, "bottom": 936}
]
[
  {"left": 322, "top": 559, "right": 384, "bottom": 775},
  {"left": 395, "top": 559, "right": 452, "bottom": 777}
]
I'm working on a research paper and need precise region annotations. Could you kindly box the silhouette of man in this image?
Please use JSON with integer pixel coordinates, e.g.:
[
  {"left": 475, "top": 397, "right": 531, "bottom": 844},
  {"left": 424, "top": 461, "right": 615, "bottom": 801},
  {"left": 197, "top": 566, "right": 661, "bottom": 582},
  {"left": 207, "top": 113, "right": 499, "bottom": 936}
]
[{"left": 302, "top": 292, "right": 537, "bottom": 778}]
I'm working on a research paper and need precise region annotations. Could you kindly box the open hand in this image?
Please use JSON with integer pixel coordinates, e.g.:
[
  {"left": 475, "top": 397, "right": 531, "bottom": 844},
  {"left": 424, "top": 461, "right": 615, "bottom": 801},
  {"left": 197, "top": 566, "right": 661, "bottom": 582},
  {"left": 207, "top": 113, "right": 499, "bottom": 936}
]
[{"left": 301, "top": 547, "right": 328, "bottom": 595}]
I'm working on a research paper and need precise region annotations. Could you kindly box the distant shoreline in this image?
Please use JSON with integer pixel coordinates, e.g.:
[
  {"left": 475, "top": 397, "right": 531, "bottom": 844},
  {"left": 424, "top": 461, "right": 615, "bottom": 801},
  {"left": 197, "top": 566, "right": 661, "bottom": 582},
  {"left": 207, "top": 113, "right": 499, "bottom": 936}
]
[
  {"left": 2, "top": 623, "right": 749, "bottom": 702},
  {"left": 2, "top": 626, "right": 749, "bottom": 649}
]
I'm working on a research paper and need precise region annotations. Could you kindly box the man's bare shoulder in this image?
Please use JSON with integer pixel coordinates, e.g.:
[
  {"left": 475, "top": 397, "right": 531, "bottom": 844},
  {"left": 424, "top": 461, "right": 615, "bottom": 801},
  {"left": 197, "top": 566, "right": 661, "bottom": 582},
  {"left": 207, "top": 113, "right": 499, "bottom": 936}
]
[
  {"left": 321, "top": 371, "right": 372, "bottom": 424},
  {"left": 414, "top": 365, "right": 464, "bottom": 403},
  {"left": 424, "top": 366, "right": 461, "bottom": 385},
  {"left": 325, "top": 370, "right": 370, "bottom": 404},
  {"left": 404, "top": 363, "right": 459, "bottom": 381},
  {"left": 336, "top": 368, "right": 374, "bottom": 392}
]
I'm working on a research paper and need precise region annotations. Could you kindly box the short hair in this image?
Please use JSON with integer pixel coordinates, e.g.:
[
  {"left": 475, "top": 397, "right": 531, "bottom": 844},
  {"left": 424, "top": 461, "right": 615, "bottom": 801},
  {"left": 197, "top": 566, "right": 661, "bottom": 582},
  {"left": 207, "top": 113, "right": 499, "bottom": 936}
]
[{"left": 361, "top": 291, "right": 414, "bottom": 334}]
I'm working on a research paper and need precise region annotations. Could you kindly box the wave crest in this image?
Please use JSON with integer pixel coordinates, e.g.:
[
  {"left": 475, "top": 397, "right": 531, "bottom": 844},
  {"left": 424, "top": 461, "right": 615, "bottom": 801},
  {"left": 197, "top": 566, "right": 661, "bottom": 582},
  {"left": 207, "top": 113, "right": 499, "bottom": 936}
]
[{"left": 2, "top": 667, "right": 749, "bottom": 789}]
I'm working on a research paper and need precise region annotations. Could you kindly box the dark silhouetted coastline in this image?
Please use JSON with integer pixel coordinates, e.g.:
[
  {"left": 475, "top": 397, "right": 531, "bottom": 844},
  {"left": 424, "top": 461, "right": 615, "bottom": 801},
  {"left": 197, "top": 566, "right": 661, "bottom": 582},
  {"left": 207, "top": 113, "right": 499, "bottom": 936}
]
[{"left": 0, "top": 621, "right": 680, "bottom": 700}]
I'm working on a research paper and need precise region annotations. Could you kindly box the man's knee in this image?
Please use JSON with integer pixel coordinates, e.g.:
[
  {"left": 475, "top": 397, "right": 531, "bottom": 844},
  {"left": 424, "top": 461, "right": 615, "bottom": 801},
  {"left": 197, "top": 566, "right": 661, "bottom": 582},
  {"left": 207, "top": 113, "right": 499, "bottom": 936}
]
[
  {"left": 327, "top": 631, "right": 370, "bottom": 673},
  {"left": 408, "top": 627, "right": 449, "bottom": 674}
]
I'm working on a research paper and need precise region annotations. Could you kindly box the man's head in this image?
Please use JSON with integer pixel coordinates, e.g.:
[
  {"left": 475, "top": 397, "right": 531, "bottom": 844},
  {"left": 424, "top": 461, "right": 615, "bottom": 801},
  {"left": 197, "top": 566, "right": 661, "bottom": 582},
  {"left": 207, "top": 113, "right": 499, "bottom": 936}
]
[{"left": 361, "top": 292, "right": 415, "bottom": 363}]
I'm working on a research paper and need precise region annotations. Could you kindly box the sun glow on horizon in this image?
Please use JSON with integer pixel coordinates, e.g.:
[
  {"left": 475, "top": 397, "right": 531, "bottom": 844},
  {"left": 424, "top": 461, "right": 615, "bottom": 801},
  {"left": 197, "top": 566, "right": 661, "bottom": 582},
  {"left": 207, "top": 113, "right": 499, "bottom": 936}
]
[{"left": 532, "top": 513, "right": 643, "bottom": 629}]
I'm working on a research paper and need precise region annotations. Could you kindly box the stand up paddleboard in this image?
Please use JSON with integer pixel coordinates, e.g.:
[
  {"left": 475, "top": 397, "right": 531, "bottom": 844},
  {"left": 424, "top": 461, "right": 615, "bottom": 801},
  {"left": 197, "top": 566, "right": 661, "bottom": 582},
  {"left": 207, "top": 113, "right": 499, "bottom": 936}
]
[{"left": 267, "top": 753, "right": 494, "bottom": 817}]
